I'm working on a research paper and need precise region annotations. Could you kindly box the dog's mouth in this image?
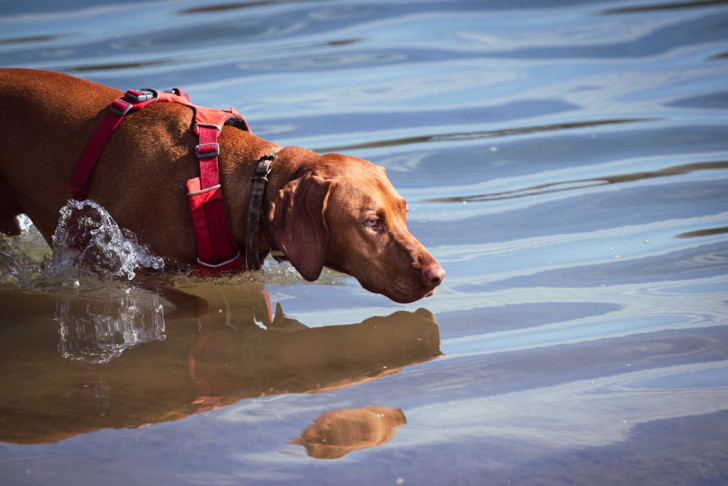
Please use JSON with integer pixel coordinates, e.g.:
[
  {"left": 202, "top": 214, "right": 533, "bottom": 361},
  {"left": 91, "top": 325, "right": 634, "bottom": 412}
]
[
  {"left": 339, "top": 262, "right": 442, "bottom": 303},
  {"left": 380, "top": 282, "right": 440, "bottom": 304}
]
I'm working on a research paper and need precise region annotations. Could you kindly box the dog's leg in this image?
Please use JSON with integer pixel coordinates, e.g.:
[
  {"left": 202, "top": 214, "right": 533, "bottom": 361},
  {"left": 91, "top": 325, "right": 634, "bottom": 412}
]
[{"left": 0, "top": 175, "right": 22, "bottom": 236}]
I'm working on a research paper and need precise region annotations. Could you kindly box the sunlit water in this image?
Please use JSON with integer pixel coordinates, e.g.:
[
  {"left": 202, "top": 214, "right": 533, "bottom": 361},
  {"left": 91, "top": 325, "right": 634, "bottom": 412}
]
[{"left": 2, "top": 0, "right": 728, "bottom": 485}]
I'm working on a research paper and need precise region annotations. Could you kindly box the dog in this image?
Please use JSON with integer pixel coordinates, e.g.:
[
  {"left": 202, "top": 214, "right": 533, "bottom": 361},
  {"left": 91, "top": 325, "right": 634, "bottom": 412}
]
[{"left": 0, "top": 68, "right": 444, "bottom": 303}]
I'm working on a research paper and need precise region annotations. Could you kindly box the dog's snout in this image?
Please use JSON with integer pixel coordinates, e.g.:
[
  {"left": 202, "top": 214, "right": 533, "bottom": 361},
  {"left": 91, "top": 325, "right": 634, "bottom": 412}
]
[{"left": 422, "top": 263, "right": 445, "bottom": 289}]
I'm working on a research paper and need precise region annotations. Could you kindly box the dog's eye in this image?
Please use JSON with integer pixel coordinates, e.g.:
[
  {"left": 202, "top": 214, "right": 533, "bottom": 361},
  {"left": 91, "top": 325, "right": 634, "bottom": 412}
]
[{"left": 364, "top": 217, "right": 381, "bottom": 229}]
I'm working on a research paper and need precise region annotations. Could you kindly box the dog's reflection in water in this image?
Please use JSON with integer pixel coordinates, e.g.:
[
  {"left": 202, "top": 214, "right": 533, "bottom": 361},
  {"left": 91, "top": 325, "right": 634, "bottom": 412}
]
[
  {"left": 294, "top": 405, "right": 407, "bottom": 459},
  {"left": 0, "top": 281, "right": 441, "bottom": 456}
]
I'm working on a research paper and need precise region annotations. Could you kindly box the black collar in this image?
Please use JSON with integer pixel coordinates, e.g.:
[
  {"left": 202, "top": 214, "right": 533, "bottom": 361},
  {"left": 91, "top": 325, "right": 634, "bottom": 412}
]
[{"left": 245, "top": 149, "right": 281, "bottom": 270}]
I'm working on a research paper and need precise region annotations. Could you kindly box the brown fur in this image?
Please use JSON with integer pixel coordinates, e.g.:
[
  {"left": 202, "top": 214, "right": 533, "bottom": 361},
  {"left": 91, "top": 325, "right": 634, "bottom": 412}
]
[{"left": 0, "top": 69, "right": 444, "bottom": 303}]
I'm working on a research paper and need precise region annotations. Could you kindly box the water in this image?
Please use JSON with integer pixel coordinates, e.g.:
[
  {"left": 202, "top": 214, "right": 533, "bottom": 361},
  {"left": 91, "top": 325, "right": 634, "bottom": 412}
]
[
  {"left": 2, "top": 202, "right": 167, "bottom": 364},
  {"left": 1, "top": 0, "right": 728, "bottom": 484},
  {"left": 50, "top": 200, "right": 165, "bottom": 281}
]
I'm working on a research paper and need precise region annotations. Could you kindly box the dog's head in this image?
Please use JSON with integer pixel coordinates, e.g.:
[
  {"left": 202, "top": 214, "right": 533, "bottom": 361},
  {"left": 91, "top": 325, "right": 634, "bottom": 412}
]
[{"left": 267, "top": 152, "right": 444, "bottom": 303}]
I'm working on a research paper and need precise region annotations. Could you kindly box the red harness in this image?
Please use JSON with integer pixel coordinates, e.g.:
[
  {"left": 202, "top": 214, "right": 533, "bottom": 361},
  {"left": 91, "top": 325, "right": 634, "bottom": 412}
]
[{"left": 69, "top": 88, "right": 250, "bottom": 273}]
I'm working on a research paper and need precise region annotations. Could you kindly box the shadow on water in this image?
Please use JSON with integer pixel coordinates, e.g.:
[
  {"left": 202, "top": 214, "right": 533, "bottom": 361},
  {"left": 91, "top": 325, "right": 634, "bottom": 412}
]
[{"left": 0, "top": 283, "right": 441, "bottom": 449}]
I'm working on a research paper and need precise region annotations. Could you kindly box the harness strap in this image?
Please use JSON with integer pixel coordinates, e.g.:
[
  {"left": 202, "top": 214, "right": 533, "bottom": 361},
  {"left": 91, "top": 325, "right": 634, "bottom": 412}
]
[
  {"left": 69, "top": 88, "right": 252, "bottom": 272},
  {"left": 71, "top": 90, "right": 158, "bottom": 199}
]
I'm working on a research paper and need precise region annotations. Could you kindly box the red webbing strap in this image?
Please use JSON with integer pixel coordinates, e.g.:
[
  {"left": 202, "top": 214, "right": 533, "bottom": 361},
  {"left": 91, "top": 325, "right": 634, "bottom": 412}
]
[
  {"left": 186, "top": 107, "right": 245, "bottom": 271},
  {"left": 71, "top": 95, "right": 148, "bottom": 199},
  {"left": 70, "top": 88, "right": 250, "bottom": 273},
  {"left": 70, "top": 89, "right": 192, "bottom": 199}
]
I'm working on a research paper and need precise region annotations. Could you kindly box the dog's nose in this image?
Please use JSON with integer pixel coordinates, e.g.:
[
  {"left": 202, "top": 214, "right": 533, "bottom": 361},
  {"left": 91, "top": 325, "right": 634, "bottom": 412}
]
[{"left": 422, "top": 263, "right": 445, "bottom": 289}]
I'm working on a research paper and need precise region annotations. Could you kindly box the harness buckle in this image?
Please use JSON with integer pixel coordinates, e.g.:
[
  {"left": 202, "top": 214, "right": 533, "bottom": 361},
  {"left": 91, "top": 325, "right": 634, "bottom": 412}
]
[
  {"left": 108, "top": 98, "right": 133, "bottom": 116},
  {"left": 124, "top": 88, "right": 157, "bottom": 103},
  {"left": 195, "top": 142, "right": 220, "bottom": 159}
]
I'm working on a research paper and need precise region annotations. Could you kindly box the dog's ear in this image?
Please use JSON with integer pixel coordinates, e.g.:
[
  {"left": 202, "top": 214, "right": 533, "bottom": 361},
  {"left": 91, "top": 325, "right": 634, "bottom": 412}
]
[{"left": 268, "top": 175, "right": 336, "bottom": 281}]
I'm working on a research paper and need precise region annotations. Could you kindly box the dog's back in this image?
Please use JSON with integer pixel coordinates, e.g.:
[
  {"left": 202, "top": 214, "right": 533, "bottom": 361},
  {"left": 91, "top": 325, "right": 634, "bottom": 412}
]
[{"left": 0, "top": 69, "right": 119, "bottom": 238}]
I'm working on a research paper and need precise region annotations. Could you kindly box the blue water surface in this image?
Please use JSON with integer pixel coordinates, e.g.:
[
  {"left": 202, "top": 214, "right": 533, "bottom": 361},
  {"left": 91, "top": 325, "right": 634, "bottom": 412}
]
[{"left": 1, "top": 0, "right": 728, "bottom": 484}]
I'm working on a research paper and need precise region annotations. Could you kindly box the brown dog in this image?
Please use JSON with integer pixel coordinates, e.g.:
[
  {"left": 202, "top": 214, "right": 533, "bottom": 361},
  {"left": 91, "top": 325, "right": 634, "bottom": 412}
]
[{"left": 0, "top": 69, "right": 443, "bottom": 303}]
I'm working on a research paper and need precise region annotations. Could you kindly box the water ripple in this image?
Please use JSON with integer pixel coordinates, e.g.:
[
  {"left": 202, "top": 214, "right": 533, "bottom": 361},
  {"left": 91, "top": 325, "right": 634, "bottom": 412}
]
[
  {"left": 426, "top": 160, "right": 728, "bottom": 204},
  {"left": 316, "top": 117, "right": 653, "bottom": 153}
]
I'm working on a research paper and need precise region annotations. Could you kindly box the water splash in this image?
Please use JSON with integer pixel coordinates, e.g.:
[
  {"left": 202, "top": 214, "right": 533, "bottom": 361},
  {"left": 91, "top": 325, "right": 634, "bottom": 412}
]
[
  {"left": 0, "top": 215, "right": 49, "bottom": 288},
  {"left": 50, "top": 199, "right": 164, "bottom": 280},
  {"left": 0, "top": 200, "right": 168, "bottom": 364},
  {"left": 49, "top": 200, "right": 167, "bottom": 363}
]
